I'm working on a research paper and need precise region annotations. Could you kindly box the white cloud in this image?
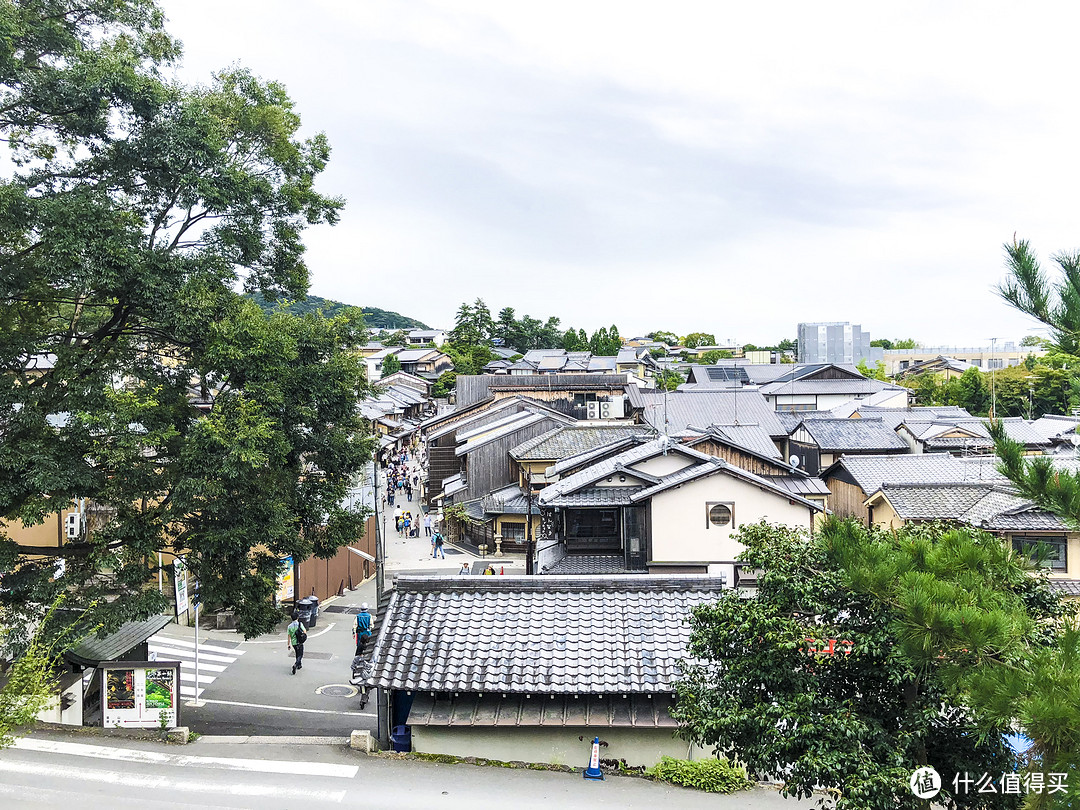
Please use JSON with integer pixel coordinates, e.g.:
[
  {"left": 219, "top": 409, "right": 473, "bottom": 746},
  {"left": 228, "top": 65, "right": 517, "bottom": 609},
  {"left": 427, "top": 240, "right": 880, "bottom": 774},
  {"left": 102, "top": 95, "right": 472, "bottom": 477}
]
[{"left": 159, "top": 0, "right": 1080, "bottom": 343}]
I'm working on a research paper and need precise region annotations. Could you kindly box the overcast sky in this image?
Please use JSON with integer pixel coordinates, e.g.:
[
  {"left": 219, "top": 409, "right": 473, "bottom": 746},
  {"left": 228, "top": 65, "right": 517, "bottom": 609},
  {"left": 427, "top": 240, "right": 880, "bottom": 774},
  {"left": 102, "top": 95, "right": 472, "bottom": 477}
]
[{"left": 159, "top": 1, "right": 1080, "bottom": 347}]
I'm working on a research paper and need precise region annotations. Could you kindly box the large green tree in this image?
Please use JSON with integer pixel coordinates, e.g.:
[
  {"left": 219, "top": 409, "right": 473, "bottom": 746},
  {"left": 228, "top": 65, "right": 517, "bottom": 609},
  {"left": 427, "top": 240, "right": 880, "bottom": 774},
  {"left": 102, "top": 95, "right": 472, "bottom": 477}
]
[
  {"left": 0, "top": 0, "right": 372, "bottom": 655},
  {"left": 676, "top": 519, "right": 1071, "bottom": 810}
]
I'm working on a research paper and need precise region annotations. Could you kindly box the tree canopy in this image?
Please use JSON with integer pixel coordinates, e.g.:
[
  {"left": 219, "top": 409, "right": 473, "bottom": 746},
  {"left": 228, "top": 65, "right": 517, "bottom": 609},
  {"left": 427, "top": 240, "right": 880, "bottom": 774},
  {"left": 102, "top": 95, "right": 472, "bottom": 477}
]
[
  {"left": 0, "top": 0, "right": 373, "bottom": 658},
  {"left": 675, "top": 519, "right": 1074, "bottom": 810}
]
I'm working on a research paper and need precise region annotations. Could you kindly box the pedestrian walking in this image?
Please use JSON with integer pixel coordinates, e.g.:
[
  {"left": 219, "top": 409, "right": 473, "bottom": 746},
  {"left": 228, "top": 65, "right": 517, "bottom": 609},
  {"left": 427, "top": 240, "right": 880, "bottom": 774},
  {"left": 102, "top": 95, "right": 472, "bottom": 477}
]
[
  {"left": 458, "top": 562, "right": 471, "bottom": 575},
  {"left": 405, "top": 484, "right": 412, "bottom": 502},
  {"left": 403, "top": 513, "right": 411, "bottom": 537},
  {"left": 354, "top": 603, "right": 373, "bottom": 657},
  {"left": 423, "top": 514, "right": 433, "bottom": 537},
  {"left": 433, "top": 531, "right": 445, "bottom": 559},
  {"left": 287, "top": 611, "right": 307, "bottom": 674},
  {"left": 395, "top": 514, "right": 403, "bottom": 535}
]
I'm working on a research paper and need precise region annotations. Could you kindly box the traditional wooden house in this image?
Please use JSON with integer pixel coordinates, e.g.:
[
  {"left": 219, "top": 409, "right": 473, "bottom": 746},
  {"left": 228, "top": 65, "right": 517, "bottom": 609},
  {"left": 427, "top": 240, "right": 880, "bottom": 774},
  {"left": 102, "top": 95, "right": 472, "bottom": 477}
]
[{"left": 365, "top": 574, "right": 725, "bottom": 766}]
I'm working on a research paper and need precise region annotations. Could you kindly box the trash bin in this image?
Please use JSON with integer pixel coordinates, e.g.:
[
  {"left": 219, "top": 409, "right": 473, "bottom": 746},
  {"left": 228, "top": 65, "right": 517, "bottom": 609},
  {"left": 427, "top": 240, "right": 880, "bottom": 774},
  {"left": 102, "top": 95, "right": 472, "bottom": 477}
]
[
  {"left": 390, "top": 725, "right": 411, "bottom": 753},
  {"left": 307, "top": 595, "right": 320, "bottom": 628},
  {"left": 296, "top": 596, "right": 315, "bottom": 628}
]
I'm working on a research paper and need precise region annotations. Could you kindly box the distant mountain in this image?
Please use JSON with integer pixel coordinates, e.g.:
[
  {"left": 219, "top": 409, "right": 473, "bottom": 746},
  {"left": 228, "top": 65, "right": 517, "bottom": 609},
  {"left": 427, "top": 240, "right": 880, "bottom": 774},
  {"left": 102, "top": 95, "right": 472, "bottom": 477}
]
[{"left": 248, "top": 293, "right": 429, "bottom": 330}]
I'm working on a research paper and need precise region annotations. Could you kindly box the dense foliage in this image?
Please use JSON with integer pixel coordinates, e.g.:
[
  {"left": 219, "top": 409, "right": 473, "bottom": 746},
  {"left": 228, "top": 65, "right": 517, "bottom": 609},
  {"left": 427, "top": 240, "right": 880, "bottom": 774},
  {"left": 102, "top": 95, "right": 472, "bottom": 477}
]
[
  {"left": 645, "top": 756, "right": 753, "bottom": 794},
  {"left": 675, "top": 519, "right": 1073, "bottom": 810},
  {"left": 248, "top": 293, "right": 427, "bottom": 330},
  {"left": 0, "top": 0, "right": 374, "bottom": 656}
]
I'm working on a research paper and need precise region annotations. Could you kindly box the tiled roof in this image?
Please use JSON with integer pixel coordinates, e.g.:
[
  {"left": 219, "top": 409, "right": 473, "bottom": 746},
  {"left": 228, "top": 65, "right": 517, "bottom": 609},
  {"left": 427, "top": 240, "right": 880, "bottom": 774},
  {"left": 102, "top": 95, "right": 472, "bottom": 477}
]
[
  {"left": 543, "top": 555, "right": 642, "bottom": 575},
  {"left": 638, "top": 389, "right": 787, "bottom": 437},
  {"left": 850, "top": 406, "right": 972, "bottom": 431},
  {"left": 542, "top": 486, "right": 642, "bottom": 507},
  {"left": 546, "top": 435, "right": 653, "bottom": 477},
  {"left": 709, "top": 424, "right": 784, "bottom": 460},
  {"left": 828, "top": 453, "right": 972, "bottom": 493},
  {"left": 539, "top": 438, "right": 686, "bottom": 503},
  {"left": 876, "top": 483, "right": 1069, "bottom": 530},
  {"left": 776, "top": 410, "right": 835, "bottom": 433},
  {"left": 1048, "top": 579, "right": 1080, "bottom": 597},
  {"left": 880, "top": 484, "right": 996, "bottom": 520},
  {"left": 1028, "top": 415, "right": 1080, "bottom": 442},
  {"left": 799, "top": 418, "right": 908, "bottom": 452},
  {"left": 770, "top": 475, "right": 832, "bottom": 497},
  {"left": 511, "top": 424, "right": 651, "bottom": 461},
  {"left": 480, "top": 484, "right": 531, "bottom": 515},
  {"left": 366, "top": 575, "right": 728, "bottom": 694}
]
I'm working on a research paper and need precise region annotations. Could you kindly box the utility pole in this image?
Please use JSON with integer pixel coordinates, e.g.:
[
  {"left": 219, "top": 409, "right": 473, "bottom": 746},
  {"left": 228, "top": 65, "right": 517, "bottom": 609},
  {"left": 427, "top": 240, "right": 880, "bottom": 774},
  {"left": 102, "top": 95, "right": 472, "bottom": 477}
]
[
  {"left": 372, "top": 458, "right": 384, "bottom": 600},
  {"left": 989, "top": 337, "right": 998, "bottom": 418},
  {"left": 525, "top": 467, "right": 534, "bottom": 575}
]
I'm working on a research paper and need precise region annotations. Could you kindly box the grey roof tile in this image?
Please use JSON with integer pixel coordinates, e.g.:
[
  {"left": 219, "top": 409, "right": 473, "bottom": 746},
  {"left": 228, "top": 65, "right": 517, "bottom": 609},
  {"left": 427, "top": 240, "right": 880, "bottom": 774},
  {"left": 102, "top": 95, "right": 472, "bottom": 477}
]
[
  {"left": 638, "top": 389, "right": 787, "bottom": 437},
  {"left": 828, "top": 453, "right": 974, "bottom": 493},
  {"left": 799, "top": 418, "right": 909, "bottom": 452},
  {"left": 542, "top": 486, "right": 642, "bottom": 507},
  {"left": 511, "top": 424, "right": 651, "bottom": 461},
  {"left": 1048, "top": 579, "right": 1080, "bottom": 597},
  {"left": 366, "top": 575, "right": 727, "bottom": 694},
  {"left": 543, "top": 555, "right": 643, "bottom": 575}
]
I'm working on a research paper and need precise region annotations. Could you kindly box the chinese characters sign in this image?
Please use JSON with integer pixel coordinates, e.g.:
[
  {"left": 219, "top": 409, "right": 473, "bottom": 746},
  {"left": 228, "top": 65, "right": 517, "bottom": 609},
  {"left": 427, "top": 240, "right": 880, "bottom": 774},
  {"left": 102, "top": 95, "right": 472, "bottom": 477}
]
[{"left": 101, "top": 662, "right": 179, "bottom": 728}]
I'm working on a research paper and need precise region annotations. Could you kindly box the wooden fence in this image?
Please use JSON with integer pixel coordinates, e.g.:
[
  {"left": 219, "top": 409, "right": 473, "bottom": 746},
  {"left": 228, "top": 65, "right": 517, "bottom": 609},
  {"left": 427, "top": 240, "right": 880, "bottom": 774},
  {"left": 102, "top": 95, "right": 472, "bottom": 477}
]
[{"left": 295, "top": 515, "right": 378, "bottom": 603}]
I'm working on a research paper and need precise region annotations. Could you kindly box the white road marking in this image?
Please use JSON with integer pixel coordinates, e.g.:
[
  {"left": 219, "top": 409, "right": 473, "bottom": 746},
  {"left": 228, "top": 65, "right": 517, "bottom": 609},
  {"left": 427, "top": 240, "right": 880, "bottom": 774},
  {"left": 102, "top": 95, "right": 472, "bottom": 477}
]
[
  {"left": 198, "top": 697, "right": 376, "bottom": 717},
  {"left": 174, "top": 660, "right": 227, "bottom": 673},
  {"left": 0, "top": 760, "right": 346, "bottom": 802},
  {"left": 149, "top": 646, "right": 239, "bottom": 665},
  {"left": 240, "top": 621, "right": 337, "bottom": 643},
  {"left": 147, "top": 636, "right": 246, "bottom": 655},
  {"left": 13, "top": 738, "right": 359, "bottom": 779}
]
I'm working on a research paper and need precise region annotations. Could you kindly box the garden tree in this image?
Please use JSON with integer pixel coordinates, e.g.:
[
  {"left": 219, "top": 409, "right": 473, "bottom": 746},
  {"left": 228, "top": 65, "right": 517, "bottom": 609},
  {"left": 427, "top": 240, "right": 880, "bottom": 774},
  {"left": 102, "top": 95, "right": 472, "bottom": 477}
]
[
  {"left": 538, "top": 316, "right": 562, "bottom": 349},
  {"left": 380, "top": 353, "right": 401, "bottom": 376},
  {"left": 431, "top": 371, "right": 456, "bottom": 399},
  {"left": 892, "top": 338, "right": 919, "bottom": 349},
  {"left": 494, "top": 307, "right": 516, "bottom": 346},
  {"left": 647, "top": 330, "right": 679, "bottom": 345},
  {"left": 449, "top": 299, "right": 493, "bottom": 346},
  {"left": 0, "top": 0, "right": 372, "bottom": 661},
  {"left": 443, "top": 342, "right": 493, "bottom": 376},
  {"left": 561, "top": 327, "right": 586, "bottom": 351},
  {"left": 589, "top": 325, "right": 622, "bottom": 356},
  {"left": 382, "top": 330, "right": 408, "bottom": 346},
  {"left": 697, "top": 350, "right": 733, "bottom": 365},
  {"left": 675, "top": 519, "right": 1069, "bottom": 810},
  {"left": 870, "top": 338, "right": 893, "bottom": 350},
  {"left": 682, "top": 332, "right": 716, "bottom": 349},
  {"left": 654, "top": 368, "right": 684, "bottom": 391},
  {"left": 946, "top": 366, "right": 990, "bottom": 414},
  {"left": 1020, "top": 335, "right": 1047, "bottom": 347},
  {"left": 856, "top": 359, "right": 889, "bottom": 381}
]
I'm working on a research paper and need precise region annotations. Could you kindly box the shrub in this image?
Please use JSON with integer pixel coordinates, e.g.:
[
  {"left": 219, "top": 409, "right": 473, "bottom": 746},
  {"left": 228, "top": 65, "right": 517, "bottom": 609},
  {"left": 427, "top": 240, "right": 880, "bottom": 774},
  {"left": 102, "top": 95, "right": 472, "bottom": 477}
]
[{"left": 645, "top": 756, "right": 753, "bottom": 794}]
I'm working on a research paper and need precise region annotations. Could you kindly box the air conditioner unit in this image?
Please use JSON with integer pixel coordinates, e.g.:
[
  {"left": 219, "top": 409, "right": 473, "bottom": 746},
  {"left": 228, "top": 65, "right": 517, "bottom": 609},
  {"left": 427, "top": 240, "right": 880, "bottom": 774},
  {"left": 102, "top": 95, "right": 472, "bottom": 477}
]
[
  {"left": 586, "top": 402, "right": 600, "bottom": 419},
  {"left": 65, "top": 513, "right": 80, "bottom": 539},
  {"left": 600, "top": 402, "right": 613, "bottom": 418}
]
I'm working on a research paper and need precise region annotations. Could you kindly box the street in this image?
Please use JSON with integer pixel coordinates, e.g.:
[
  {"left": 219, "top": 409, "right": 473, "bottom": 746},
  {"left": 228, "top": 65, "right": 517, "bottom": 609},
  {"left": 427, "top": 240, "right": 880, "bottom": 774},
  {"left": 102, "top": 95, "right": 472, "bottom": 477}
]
[{"left": 0, "top": 732, "right": 819, "bottom": 809}]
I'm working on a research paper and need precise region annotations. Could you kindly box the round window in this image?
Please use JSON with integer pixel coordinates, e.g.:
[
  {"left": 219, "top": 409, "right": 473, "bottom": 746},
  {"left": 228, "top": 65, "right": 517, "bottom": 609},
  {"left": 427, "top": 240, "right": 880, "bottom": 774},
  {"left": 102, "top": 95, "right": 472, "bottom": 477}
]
[{"left": 708, "top": 504, "right": 732, "bottom": 527}]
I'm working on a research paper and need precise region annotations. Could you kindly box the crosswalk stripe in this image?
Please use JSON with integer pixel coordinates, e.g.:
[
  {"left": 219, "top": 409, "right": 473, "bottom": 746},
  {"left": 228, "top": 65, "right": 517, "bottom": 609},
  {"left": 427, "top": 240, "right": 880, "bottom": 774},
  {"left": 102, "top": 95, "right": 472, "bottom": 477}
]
[
  {"left": 148, "top": 636, "right": 245, "bottom": 655},
  {"left": 149, "top": 646, "right": 238, "bottom": 665},
  {"left": 13, "top": 738, "right": 360, "bottom": 778},
  {"left": 175, "top": 660, "right": 227, "bottom": 673},
  {"left": 180, "top": 685, "right": 204, "bottom": 698}
]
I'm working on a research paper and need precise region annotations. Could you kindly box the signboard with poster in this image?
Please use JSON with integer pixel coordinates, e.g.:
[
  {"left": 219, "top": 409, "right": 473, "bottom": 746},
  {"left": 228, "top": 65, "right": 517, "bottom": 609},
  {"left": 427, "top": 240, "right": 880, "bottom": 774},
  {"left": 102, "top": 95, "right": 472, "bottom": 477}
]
[
  {"left": 173, "top": 556, "right": 188, "bottom": 619},
  {"left": 275, "top": 556, "right": 294, "bottom": 605},
  {"left": 101, "top": 661, "right": 180, "bottom": 728}
]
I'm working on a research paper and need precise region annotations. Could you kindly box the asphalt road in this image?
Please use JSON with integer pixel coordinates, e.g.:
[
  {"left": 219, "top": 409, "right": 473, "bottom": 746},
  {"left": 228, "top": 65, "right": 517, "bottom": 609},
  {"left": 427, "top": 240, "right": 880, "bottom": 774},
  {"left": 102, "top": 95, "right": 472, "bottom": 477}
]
[{"left": 0, "top": 731, "right": 822, "bottom": 810}]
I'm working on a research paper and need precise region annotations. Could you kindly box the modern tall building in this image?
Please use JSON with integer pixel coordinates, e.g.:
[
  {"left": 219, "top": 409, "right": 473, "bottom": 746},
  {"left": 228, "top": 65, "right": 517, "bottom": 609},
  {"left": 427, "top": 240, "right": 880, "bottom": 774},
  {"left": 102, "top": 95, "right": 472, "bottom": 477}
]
[{"left": 797, "top": 322, "right": 875, "bottom": 365}]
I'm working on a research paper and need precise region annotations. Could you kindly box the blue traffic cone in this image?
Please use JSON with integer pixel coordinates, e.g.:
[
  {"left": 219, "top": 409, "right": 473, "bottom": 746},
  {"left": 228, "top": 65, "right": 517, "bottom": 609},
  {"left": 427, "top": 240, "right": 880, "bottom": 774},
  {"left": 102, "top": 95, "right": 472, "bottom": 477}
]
[{"left": 583, "top": 736, "right": 604, "bottom": 780}]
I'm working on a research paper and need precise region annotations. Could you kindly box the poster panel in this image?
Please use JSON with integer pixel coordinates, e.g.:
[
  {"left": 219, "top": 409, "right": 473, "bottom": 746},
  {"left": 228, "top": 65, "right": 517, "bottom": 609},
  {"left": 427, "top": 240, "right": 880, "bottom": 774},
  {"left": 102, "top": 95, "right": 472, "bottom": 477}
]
[
  {"left": 102, "top": 663, "right": 179, "bottom": 728},
  {"left": 173, "top": 557, "right": 188, "bottom": 617},
  {"left": 275, "top": 556, "right": 294, "bottom": 604}
]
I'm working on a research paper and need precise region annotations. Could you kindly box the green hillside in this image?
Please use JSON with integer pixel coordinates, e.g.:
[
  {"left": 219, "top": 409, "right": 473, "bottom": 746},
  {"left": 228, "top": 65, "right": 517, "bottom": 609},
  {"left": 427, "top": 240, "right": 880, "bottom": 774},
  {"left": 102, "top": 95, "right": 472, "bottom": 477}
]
[{"left": 248, "top": 293, "right": 429, "bottom": 330}]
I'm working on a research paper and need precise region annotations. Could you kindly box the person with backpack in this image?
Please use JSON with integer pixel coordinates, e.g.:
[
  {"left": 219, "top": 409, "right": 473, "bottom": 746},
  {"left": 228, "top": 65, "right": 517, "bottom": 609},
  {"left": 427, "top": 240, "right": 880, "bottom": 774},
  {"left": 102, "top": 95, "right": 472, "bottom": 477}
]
[
  {"left": 433, "top": 531, "right": 445, "bottom": 559},
  {"left": 287, "top": 611, "right": 308, "bottom": 674},
  {"left": 354, "top": 603, "right": 373, "bottom": 656}
]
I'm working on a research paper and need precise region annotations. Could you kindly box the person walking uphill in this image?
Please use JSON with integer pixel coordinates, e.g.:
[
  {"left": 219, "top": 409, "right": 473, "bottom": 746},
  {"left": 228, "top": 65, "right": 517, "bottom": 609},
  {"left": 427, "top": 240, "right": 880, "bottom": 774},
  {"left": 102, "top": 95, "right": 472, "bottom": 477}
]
[
  {"left": 287, "top": 611, "right": 308, "bottom": 674},
  {"left": 354, "top": 603, "right": 373, "bottom": 657}
]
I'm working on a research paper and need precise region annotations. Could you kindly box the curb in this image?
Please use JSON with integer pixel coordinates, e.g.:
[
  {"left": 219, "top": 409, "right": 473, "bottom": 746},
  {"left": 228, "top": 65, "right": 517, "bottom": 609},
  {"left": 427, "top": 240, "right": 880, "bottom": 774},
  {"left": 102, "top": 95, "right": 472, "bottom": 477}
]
[{"left": 194, "top": 735, "right": 351, "bottom": 745}]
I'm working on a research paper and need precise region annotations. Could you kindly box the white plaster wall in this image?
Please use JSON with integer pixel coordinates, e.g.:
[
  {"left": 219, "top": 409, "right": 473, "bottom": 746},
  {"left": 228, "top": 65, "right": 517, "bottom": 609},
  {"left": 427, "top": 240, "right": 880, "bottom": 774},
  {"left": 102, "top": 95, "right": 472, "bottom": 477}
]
[
  {"left": 649, "top": 473, "right": 814, "bottom": 562},
  {"left": 633, "top": 454, "right": 695, "bottom": 477},
  {"left": 411, "top": 725, "right": 709, "bottom": 768}
]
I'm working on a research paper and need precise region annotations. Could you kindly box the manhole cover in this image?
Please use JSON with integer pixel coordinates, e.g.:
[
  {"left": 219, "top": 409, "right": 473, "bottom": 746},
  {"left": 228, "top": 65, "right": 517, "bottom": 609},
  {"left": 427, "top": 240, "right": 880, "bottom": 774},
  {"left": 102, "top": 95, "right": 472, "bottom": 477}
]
[{"left": 316, "top": 684, "right": 358, "bottom": 697}]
